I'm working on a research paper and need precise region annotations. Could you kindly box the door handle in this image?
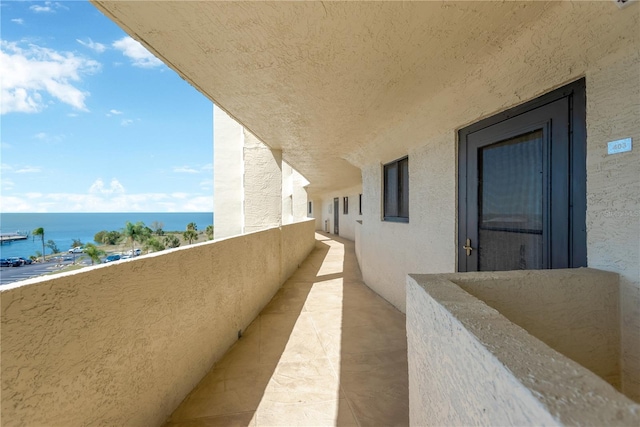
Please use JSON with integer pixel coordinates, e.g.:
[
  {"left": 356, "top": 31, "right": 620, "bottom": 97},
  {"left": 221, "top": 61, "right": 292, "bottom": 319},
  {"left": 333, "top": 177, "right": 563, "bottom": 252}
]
[{"left": 463, "top": 238, "right": 474, "bottom": 256}]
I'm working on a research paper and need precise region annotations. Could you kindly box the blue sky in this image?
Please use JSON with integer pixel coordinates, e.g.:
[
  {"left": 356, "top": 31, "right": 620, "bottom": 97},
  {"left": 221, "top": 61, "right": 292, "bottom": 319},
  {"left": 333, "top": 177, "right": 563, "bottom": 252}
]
[{"left": 1, "top": 0, "right": 214, "bottom": 212}]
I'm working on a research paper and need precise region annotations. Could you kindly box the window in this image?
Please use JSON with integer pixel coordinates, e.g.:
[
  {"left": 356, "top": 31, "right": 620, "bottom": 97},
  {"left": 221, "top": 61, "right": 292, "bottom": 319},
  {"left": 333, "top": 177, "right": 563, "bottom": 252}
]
[
  {"left": 343, "top": 197, "right": 349, "bottom": 215},
  {"left": 308, "top": 201, "right": 312, "bottom": 215},
  {"left": 383, "top": 156, "right": 409, "bottom": 222},
  {"left": 359, "top": 194, "right": 362, "bottom": 215}
]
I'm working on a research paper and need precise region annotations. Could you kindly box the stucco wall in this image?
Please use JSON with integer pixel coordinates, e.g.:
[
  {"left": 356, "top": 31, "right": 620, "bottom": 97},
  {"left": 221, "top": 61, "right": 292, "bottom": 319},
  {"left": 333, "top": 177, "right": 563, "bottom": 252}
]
[
  {"left": 243, "top": 130, "right": 282, "bottom": 233},
  {"left": 446, "top": 269, "right": 621, "bottom": 389},
  {"left": 282, "top": 161, "right": 310, "bottom": 226},
  {"left": 406, "top": 273, "right": 640, "bottom": 427},
  {"left": 356, "top": 2, "right": 640, "bottom": 400},
  {"left": 292, "top": 167, "right": 310, "bottom": 222},
  {"left": 213, "top": 104, "right": 245, "bottom": 239},
  {"left": 586, "top": 48, "right": 640, "bottom": 399},
  {"left": 280, "top": 219, "right": 316, "bottom": 283},
  {"left": 319, "top": 184, "right": 362, "bottom": 241},
  {"left": 0, "top": 221, "right": 316, "bottom": 427}
]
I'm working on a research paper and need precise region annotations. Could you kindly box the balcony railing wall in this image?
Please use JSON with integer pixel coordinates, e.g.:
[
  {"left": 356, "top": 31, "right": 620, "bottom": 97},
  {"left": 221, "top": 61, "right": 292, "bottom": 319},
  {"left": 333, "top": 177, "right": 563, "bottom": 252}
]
[
  {"left": 406, "top": 269, "right": 640, "bottom": 426},
  {"left": 0, "top": 219, "right": 315, "bottom": 427}
]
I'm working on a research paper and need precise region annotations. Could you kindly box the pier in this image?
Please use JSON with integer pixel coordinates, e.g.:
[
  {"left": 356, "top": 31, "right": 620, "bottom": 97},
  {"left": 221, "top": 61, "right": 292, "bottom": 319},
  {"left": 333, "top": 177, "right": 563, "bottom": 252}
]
[{"left": 0, "top": 233, "right": 29, "bottom": 244}]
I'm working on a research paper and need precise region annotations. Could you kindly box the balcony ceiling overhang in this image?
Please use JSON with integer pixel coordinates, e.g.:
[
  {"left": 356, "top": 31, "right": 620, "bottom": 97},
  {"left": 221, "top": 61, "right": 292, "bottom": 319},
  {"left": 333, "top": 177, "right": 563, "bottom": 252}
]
[{"left": 91, "top": 1, "right": 562, "bottom": 194}]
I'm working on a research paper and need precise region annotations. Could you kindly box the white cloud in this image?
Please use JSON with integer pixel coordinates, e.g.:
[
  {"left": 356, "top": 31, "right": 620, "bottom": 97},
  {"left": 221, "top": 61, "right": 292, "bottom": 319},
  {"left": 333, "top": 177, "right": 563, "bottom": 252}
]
[
  {"left": 0, "top": 191, "right": 213, "bottom": 213},
  {"left": 30, "top": 4, "right": 52, "bottom": 13},
  {"left": 15, "top": 166, "right": 41, "bottom": 173},
  {"left": 89, "top": 178, "right": 125, "bottom": 195},
  {"left": 32, "top": 132, "right": 64, "bottom": 142},
  {"left": 11, "top": 18, "right": 25, "bottom": 25},
  {"left": 29, "top": 2, "right": 67, "bottom": 14},
  {"left": 109, "top": 109, "right": 123, "bottom": 115},
  {"left": 112, "top": 36, "right": 163, "bottom": 68},
  {"left": 173, "top": 166, "right": 199, "bottom": 174},
  {"left": 1, "top": 178, "right": 15, "bottom": 191},
  {"left": 199, "top": 179, "right": 213, "bottom": 190},
  {"left": 76, "top": 38, "right": 106, "bottom": 53},
  {"left": 121, "top": 119, "right": 133, "bottom": 126},
  {"left": 1, "top": 41, "right": 100, "bottom": 114}
]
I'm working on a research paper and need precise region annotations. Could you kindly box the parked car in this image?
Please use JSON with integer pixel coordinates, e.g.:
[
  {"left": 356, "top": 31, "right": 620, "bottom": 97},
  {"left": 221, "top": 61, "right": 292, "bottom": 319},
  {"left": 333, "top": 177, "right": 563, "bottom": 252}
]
[
  {"left": 18, "top": 257, "right": 33, "bottom": 265},
  {"left": 6, "top": 257, "right": 24, "bottom": 267},
  {"left": 68, "top": 247, "right": 84, "bottom": 254},
  {"left": 0, "top": 259, "right": 12, "bottom": 267},
  {"left": 125, "top": 248, "right": 142, "bottom": 256},
  {"left": 103, "top": 254, "right": 121, "bottom": 263}
]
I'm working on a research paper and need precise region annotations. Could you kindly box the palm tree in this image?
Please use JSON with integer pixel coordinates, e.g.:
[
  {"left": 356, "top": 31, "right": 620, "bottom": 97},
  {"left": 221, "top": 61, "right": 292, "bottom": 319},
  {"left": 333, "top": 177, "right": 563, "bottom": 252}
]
[
  {"left": 205, "top": 225, "right": 214, "bottom": 240},
  {"left": 163, "top": 235, "right": 180, "bottom": 248},
  {"left": 186, "top": 222, "right": 197, "bottom": 231},
  {"left": 123, "top": 221, "right": 149, "bottom": 255},
  {"left": 33, "top": 227, "right": 45, "bottom": 262},
  {"left": 183, "top": 229, "right": 198, "bottom": 245},
  {"left": 83, "top": 243, "right": 105, "bottom": 265}
]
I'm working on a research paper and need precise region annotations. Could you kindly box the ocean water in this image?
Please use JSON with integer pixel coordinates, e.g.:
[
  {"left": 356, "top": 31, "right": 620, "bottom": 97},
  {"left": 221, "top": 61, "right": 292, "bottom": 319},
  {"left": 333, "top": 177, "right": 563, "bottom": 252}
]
[{"left": 0, "top": 212, "right": 214, "bottom": 259}]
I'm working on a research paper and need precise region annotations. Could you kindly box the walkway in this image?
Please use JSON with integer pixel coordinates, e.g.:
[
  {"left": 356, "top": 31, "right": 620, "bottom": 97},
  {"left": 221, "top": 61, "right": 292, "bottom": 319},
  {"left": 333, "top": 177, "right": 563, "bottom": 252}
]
[{"left": 164, "top": 233, "right": 409, "bottom": 426}]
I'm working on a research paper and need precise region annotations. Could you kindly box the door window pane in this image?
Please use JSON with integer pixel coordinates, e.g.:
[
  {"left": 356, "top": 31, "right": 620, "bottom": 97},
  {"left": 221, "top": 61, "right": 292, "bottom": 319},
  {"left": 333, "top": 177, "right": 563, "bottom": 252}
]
[
  {"left": 479, "top": 130, "right": 543, "bottom": 271},
  {"left": 384, "top": 162, "right": 399, "bottom": 218}
]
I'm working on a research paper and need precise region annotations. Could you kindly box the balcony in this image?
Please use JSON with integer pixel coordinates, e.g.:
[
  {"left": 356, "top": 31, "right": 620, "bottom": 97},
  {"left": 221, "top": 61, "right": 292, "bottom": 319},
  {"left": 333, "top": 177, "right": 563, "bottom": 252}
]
[
  {"left": 3, "top": 219, "right": 640, "bottom": 426},
  {"left": 1, "top": 220, "right": 408, "bottom": 426}
]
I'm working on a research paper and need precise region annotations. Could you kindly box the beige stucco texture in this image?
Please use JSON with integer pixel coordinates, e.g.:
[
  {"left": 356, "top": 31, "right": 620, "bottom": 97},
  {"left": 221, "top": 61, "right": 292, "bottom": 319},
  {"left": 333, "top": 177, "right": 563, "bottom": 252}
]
[
  {"left": 407, "top": 271, "right": 640, "bottom": 427},
  {"left": 213, "top": 104, "right": 245, "bottom": 239},
  {"left": 93, "top": 0, "right": 640, "bottom": 403},
  {"left": 164, "top": 233, "right": 408, "bottom": 426},
  {"left": 355, "top": 2, "right": 640, "bottom": 400},
  {"left": 1, "top": 220, "right": 315, "bottom": 427}
]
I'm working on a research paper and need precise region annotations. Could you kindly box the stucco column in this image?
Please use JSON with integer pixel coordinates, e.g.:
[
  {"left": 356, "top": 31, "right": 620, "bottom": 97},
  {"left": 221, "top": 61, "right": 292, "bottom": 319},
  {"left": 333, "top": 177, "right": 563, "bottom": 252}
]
[
  {"left": 213, "top": 105, "right": 244, "bottom": 239},
  {"left": 243, "top": 130, "right": 283, "bottom": 233}
]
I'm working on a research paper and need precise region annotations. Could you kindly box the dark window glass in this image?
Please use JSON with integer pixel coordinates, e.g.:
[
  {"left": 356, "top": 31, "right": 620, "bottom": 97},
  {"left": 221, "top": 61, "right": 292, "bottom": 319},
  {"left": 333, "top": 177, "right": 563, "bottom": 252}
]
[
  {"left": 383, "top": 157, "right": 409, "bottom": 222},
  {"left": 479, "top": 130, "right": 543, "bottom": 271},
  {"left": 359, "top": 194, "right": 362, "bottom": 215},
  {"left": 343, "top": 197, "right": 349, "bottom": 215},
  {"left": 308, "top": 201, "right": 312, "bottom": 215}
]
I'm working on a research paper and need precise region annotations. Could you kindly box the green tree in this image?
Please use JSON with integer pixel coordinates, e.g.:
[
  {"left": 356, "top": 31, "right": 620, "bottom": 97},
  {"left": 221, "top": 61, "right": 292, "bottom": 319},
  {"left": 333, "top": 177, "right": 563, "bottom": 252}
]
[
  {"left": 205, "top": 225, "right": 214, "bottom": 240},
  {"left": 183, "top": 229, "right": 198, "bottom": 245},
  {"left": 144, "top": 237, "right": 165, "bottom": 253},
  {"left": 186, "top": 222, "right": 197, "bottom": 231},
  {"left": 95, "top": 230, "right": 123, "bottom": 245},
  {"left": 83, "top": 243, "right": 105, "bottom": 265},
  {"left": 94, "top": 230, "right": 107, "bottom": 244},
  {"left": 123, "top": 221, "right": 150, "bottom": 254},
  {"left": 71, "top": 238, "right": 83, "bottom": 249},
  {"left": 105, "top": 231, "right": 122, "bottom": 245},
  {"left": 46, "top": 240, "right": 60, "bottom": 254},
  {"left": 33, "top": 227, "right": 45, "bottom": 262},
  {"left": 163, "top": 235, "right": 180, "bottom": 249}
]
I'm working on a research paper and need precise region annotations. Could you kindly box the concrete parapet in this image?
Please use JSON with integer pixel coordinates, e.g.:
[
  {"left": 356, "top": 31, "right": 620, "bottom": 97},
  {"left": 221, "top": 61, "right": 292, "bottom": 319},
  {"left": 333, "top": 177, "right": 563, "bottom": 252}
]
[
  {"left": 0, "top": 219, "right": 316, "bottom": 426},
  {"left": 407, "top": 269, "right": 640, "bottom": 426}
]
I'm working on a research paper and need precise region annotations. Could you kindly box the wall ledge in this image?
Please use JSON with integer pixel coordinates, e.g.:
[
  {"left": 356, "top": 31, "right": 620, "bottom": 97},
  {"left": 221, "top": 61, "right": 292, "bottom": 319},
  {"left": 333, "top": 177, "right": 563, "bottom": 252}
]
[{"left": 407, "top": 270, "right": 640, "bottom": 426}]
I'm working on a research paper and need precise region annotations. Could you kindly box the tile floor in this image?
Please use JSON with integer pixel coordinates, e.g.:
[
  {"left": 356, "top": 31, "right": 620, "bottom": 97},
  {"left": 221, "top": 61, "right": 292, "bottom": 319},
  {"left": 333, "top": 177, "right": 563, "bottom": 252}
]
[{"left": 164, "top": 233, "right": 409, "bottom": 426}]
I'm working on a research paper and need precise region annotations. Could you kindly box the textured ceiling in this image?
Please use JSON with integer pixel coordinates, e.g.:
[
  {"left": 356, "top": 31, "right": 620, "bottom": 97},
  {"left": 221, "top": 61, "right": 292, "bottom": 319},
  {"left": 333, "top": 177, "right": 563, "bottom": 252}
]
[{"left": 92, "top": 1, "right": 559, "bottom": 195}]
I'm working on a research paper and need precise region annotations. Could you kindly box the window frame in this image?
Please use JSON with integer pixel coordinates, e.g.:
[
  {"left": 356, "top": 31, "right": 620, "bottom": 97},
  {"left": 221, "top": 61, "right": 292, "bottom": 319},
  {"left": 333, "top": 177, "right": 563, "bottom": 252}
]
[
  {"left": 383, "top": 156, "right": 409, "bottom": 223},
  {"left": 343, "top": 197, "right": 349, "bottom": 215}
]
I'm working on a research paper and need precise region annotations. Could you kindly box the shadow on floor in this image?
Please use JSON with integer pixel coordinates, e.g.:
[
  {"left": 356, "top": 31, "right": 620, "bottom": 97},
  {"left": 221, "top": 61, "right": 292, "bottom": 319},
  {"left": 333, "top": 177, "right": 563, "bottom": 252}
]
[{"left": 164, "top": 232, "right": 408, "bottom": 426}]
